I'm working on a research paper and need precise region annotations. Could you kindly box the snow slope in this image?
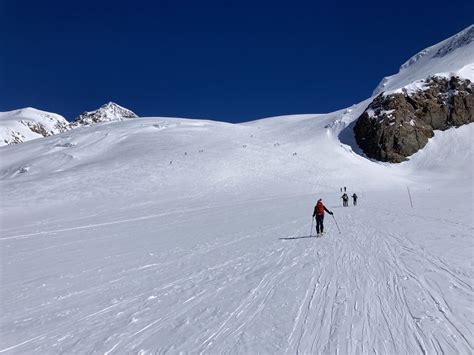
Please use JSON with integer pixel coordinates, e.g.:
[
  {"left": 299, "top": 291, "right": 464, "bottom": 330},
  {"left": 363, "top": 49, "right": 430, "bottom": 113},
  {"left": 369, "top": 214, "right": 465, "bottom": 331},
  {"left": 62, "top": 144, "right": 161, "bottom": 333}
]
[
  {"left": 373, "top": 24, "right": 474, "bottom": 95},
  {"left": 0, "top": 108, "right": 70, "bottom": 147},
  {"left": 0, "top": 103, "right": 138, "bottom": 147},
  {"left": 0, "top": 109, "right": 472, "bottom": 354},
  {"left": 0, "top": 26, "right": 473, "bottom": 354}
]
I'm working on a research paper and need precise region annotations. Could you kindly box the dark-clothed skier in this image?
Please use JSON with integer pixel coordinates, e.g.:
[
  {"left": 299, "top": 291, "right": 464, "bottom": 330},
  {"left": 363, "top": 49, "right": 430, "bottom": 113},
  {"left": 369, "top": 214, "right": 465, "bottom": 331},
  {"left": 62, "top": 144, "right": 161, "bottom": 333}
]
[
  {"left": 341, "top": 193, "right": 349, "bottom": 207},
  {"left": 312, "top": 199, "right": 333, "bottom": 235},
  {"left": 352, "top": 193, "right": 358, "bottom": 206}
]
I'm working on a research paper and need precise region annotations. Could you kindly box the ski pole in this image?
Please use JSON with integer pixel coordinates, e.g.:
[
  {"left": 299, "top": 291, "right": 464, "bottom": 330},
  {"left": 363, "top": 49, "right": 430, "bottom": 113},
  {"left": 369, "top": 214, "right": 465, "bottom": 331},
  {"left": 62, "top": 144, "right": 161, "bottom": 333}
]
[
  {"left": 332, "top": 214, "right": 341, "bottom": 234},
  {"left": 310, "top": 217, "right": 314, "bottom": 237}
]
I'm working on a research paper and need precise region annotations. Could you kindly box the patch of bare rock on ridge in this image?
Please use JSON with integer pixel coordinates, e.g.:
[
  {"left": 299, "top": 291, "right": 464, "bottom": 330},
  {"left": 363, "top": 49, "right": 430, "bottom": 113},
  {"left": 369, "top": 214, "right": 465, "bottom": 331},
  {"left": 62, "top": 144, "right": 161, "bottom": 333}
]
[
  {"left": 21, "top": 118, "right": 69, "bottom": 137},
  {"left": 1, "top": 109, "right": 71, "bottom": 146},
  {"left": 70, "top": 102, "right": 138, "bottom": 127},
  {"left": 354, "top": 76, "right": 474, "bottom": 163}
]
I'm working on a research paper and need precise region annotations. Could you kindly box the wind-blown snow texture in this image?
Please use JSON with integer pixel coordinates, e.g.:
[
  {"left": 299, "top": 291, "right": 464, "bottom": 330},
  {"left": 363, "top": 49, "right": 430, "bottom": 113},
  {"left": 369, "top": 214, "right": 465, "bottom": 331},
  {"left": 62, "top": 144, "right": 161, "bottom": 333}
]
[{"left": 0, "top": 26, "right": 473, "bottom": 354}]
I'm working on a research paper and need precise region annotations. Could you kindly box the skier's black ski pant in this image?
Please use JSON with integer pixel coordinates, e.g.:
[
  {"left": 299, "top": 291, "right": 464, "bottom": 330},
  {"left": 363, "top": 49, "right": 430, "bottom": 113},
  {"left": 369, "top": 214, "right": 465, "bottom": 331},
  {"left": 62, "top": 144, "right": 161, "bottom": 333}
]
[{"left": 315, "top": 215, "right": 324, "bottom": 234}]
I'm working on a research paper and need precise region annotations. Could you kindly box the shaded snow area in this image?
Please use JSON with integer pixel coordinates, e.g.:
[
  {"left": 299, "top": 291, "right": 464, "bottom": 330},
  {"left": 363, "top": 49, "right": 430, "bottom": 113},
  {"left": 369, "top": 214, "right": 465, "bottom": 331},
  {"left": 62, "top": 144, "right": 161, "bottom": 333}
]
[{"left": 0, "top": 110, "right": 472, "bottom": 353}]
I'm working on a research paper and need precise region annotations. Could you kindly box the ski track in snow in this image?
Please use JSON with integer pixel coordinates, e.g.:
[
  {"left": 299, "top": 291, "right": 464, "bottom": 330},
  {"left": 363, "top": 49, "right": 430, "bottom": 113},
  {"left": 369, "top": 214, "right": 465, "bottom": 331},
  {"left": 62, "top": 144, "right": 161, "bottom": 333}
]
[
  {"left": 0, "top": 192, "right": 315, "bottom": 242},
  {"left": 1, "top": 199, "right": 472, "bottom": 354}
]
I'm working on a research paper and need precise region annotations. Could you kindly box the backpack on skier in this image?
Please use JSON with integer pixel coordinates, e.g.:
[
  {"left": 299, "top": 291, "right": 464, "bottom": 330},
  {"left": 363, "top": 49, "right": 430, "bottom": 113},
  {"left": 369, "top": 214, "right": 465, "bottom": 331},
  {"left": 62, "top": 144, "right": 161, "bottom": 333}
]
[{"left": 315, "top": 200, "right": 325, "bottom": 216}]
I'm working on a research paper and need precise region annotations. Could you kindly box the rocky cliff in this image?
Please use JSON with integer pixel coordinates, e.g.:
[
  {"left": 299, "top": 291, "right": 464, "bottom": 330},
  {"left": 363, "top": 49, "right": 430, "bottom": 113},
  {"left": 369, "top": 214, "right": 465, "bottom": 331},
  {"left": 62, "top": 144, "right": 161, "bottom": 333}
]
[{"left": 354, "top": 76, "right": 473, "bottom": 162}]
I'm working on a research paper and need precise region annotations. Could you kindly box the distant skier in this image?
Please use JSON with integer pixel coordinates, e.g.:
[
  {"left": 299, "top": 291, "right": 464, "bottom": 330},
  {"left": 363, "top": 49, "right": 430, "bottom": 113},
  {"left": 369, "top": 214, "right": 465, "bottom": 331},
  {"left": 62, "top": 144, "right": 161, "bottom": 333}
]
[
  {"left": 352, "top": 193, "right": 358, "bottom": 206},
  {"left": 312, "top": 199, "right": 333, "bottom": 235},
  {"left": 341, "top": 193, "right": 349, "bottom": 207},
  {"left": 344, "top": 186, "right": 346, "bottom": 192}
]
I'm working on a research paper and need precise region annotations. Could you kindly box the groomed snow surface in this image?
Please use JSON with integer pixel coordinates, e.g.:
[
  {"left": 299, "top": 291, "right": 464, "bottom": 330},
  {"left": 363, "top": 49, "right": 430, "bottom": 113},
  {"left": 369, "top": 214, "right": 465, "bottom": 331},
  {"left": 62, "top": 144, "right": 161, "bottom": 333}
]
[{"left": 0, "top": 109, "right": 472, "bottom": 354}]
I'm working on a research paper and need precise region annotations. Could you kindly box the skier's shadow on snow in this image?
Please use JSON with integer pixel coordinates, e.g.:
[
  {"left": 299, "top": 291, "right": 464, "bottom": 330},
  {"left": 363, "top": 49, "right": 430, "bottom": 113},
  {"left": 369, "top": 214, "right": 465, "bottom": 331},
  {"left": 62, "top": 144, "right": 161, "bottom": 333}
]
[{"left": 279, "top": 235, "right": 317, "bottom": 240}]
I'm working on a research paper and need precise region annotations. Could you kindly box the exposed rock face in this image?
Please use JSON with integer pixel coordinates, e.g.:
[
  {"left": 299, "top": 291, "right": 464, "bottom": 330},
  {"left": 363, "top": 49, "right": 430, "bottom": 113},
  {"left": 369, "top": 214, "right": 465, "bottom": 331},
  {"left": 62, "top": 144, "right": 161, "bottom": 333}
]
[
  {"left": 71, "top": 102, "right": 138, "bottom": 127},
  {"left": 3, "top": 130, "right": 25, "bottom": 146},
  {"left": 354, "top": 76, "right": 474, "bottom": 163},
  {"left": 21, "top": 118, "right": 70, "bottom": 137}
]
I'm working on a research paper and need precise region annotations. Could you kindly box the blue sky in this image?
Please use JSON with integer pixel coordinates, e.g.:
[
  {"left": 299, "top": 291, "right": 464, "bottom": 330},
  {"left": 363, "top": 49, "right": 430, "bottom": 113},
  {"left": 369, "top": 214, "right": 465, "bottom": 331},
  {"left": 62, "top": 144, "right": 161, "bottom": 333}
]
[{"left": 1, "top": 0, "right": 472, "bottom": 122}]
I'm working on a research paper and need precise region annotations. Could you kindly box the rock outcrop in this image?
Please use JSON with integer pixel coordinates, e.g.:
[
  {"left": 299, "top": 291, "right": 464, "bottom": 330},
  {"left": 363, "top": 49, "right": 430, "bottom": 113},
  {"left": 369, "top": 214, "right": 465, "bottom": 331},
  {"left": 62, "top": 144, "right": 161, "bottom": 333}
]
[
  {"left": 354, "top": 76, "right": 473, "bottom": 163},
  {"left": 71, "top": 102, "right": 138, "bottom": 127}
]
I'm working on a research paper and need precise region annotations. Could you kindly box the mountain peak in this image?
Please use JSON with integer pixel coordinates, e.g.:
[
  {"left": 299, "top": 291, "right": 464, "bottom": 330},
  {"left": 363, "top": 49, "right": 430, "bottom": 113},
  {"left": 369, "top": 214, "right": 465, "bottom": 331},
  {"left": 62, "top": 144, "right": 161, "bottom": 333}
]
[
  {"left": 100, "top": 101, "right": 127, "bottom": 110},
  {"left": 72, "top": 102, "right": 138, "bottom": 127}
]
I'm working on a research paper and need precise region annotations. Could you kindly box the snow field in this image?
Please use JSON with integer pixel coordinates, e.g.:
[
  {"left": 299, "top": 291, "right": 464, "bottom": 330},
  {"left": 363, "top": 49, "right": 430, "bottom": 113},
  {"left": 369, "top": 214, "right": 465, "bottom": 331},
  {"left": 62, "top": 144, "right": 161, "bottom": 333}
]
[
  {"left": 0, "top": 112, "right": 472, "bottom": 353},
  {"left": 0, "top": 189, "right": 472, "bottom": 353}
]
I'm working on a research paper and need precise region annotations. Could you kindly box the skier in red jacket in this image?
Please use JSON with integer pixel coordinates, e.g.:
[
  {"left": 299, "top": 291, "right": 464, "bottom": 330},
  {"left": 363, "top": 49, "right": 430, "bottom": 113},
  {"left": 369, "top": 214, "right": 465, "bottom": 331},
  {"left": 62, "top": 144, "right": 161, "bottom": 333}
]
[{"left": 312, "top": 199, "right": 333, "bottom": 235}]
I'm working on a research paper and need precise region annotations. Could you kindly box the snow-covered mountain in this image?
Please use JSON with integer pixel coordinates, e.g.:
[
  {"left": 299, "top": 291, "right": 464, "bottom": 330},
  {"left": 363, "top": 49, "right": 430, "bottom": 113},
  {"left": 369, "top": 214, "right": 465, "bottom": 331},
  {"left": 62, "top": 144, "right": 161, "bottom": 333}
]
[
  {"left": 70, "top": 102, "right": 138, "bottom": 128},
  {"left": 1, "top": 109, "right": 472, "bottom": 353},
  {"left": 0, "top": 26, "right": 472, "bottom": 354},
  {"left": 0, "top": 108, "right": 70, "bottom": 147},
  {"left": 373, "top": 24, "right": 474, "bottom": 95},
  {"left": 0, "top": 102, "right": 139, "bottom": 147},
  {"left": 354, "top": 25, "right": 474, "bottom": 162}
]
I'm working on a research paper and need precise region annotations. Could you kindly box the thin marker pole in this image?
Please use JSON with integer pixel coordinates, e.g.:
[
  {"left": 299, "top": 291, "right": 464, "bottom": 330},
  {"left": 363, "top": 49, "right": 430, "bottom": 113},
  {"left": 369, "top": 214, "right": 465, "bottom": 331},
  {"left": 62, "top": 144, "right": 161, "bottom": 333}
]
[{"left": 407, "top": 186, "right": 414, "bottom": 208}]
